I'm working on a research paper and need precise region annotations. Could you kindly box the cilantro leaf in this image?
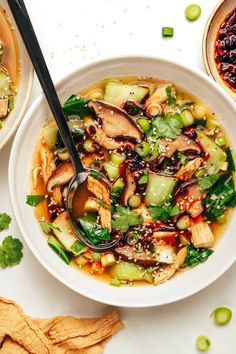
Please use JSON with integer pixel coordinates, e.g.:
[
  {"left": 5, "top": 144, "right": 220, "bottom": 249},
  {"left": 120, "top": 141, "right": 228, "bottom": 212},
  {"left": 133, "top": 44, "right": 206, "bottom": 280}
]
[
  {"left": 184, "top": 244, "right": 213, "bottom": 268},
  {"left": 203, "top": 174, "right": 236, "bottom": 220},
  {"left": 26, "top": 195, "right": 45, "bottom": 207},
  {"left": 97, "top": 199, "right": 114, "bottom": 211},
  {"left": 39, "top": 221, "right": 61, "bottom": 234},
  {"left": 148, "top": 205, "right": 180, "bottom": 222},
  {"left": 111, "top": 206, "right": 143, "bottom": 232},
  {"left": 0, "top": 236, "right": 23, "bottom": 267},
  {"left": 0, "top": 213, "right": 11, "bottom": 231},
  {"left": 79, "top": 216, "right": 110, "bottom": 244},
  {"left": 198, "top": 174, "right": 219, "bottom": 190},
  {"left": 166, "top": 86, "right": 176, "bottom": 106},
  {"left": 110, "top": 187, "right": 122, "bottom": 204},
  {"left": 152, "top": 113, "right": 183, "bottom": 139},
  {"left": 177, "top": 152, "right": 189, "bottom": 165},
  {"left": 63, "top": 94, "right": 90, "bottom": 118}
]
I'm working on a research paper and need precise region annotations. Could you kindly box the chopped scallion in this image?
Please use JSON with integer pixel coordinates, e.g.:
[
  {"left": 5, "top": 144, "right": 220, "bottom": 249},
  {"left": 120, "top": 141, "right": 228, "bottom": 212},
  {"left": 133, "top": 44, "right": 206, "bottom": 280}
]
[
  {"left": 211, "top": 307, "right": 232, "bottom": 325},
  {"left": 162, "top": 27, "right": 174, "bottom": 37},
  {"left": 185, "top": 4, "right": 201, "bottom": 21},
  {"left": 196, "top": 335, "right": 211, "bottom": 351}
]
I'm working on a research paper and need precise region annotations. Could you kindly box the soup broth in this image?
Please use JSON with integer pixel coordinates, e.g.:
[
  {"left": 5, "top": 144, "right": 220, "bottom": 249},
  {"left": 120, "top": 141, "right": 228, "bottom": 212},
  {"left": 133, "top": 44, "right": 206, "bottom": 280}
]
[{"left": 30, "top": 76, "right": 236, "bottom": 287}]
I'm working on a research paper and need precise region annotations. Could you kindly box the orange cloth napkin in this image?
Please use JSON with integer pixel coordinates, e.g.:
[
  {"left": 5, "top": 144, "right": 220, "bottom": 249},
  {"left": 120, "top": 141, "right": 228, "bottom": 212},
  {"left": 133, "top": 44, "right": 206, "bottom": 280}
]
[{"left": 0, "top": 297, "right": 123, "bottom": 353}]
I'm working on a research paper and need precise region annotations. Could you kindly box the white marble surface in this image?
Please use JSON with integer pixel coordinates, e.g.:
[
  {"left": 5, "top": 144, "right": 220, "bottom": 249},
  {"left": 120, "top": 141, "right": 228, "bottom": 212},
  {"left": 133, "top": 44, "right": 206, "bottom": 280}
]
[{"left": 1, "top": 0, "right": 235, "bottom": 353}]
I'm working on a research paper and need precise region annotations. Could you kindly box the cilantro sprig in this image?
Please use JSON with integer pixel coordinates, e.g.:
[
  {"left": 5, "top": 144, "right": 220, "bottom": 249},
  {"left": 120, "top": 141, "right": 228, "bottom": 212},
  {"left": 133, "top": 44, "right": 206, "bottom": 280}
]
[
  {"left": 0, "top": 236, "right": 23, "bottom": 268},
  {"left": 111, "top": 206, "right": 143, "bottom": 232},
  {"left": 0, "top": 213, "right": 11, "bottom": 231},
  {"left": 148, "top": 205, "right": 180, "bottom": 222}
]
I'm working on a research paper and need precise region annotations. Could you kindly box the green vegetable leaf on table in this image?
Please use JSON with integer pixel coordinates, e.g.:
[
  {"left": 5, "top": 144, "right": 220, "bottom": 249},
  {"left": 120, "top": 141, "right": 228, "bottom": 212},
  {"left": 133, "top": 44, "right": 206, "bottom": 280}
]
[
  {"left": 149, "top": 205, "right": 180, "bottom": 222},
  {"left": 39, "top": 220, "right": 61, "bottom": 234},
  {"left": 0, "top": 212, "right": 11, "bottom": 231},
  {"left": 79, "top": 216, "right": 110, "bottom": 244},
  {"left": 152, "top": 113, "right": 183, "bottom": 139},
  {"left": 203, "top": 174, "right": 236, "bottom": 220},
  {"left": 0, "top": 236, "right": 23, "bottom": 268},
  {"left": 198, "top": 174, "right": 219, "bottom": 190},
  {"left": 184, "top": 244, "right": 213, "bottom": 268},
  {"left": 63, "top": 94, "right": 90, "bottom": 118},
  {"left": 166, "top": 86, "right": 176, "bottom": 106},
  {"left": 111, "top": 206, "right": 143, "bottom": 232},
  {"left": 26, "top": 195, "right": 45, "bottom": 207}
]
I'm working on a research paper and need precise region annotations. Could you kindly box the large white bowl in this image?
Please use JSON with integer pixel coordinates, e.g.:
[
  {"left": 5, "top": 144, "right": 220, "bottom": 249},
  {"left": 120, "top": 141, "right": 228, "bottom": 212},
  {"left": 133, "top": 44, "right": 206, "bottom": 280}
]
[
  {"left": 0, "top": 1, "right": 33, "bottom": 150},
  {"left": 9, "top": 56, "right": 236, "bottom": 307}
]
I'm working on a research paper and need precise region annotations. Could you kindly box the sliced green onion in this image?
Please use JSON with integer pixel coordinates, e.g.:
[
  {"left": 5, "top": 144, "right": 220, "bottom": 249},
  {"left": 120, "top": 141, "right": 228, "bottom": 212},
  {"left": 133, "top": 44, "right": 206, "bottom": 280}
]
[
  {"left": 211, "top": 307, "right": 232, "bottom": 325},
  {"left": 92, "top": 252, "right": 101, "bottom": 261},
  {"left": 110, "top": 152, "right": 126, "bottom": 166},
  {"left": 196, "top": 336, "right": 211, "bottom": 351},
  {"left": 135, "top": 141, "right": 151, "bottom": 157},
  {"left": 145, "top": 141, "right": 159, "bottom": 162},
  {"left": 128, "top": 194, "right": 141, "bottom": 209},
  {"left": 110, "top": 279, "right": 121, "bottom": 287},
  {"left": 185, "top": 4, "right": 201, "bottom": 21},
  {"left": 127, "top": 232, "right": 139, "bottom": 246},
  {"left": 138, "top": 171, "right": 148, "bottom": 185},
  {"left": 215, "top": 135, "right": 226, "bottom": 147},
  {"left": 137, "top": 118, "right": 151, "bottom": 132},
  {"left": 162, "top": 27, "right": 174, "bottom": 37},
  {"left": 181, "top": 109, "right": 194, "bottom": 127},
  {"left": 226, "top": 147, "right": 235, "bottom": 172},
  {"left": 216, "top": 213, "right": 227, "bottom": 224}
]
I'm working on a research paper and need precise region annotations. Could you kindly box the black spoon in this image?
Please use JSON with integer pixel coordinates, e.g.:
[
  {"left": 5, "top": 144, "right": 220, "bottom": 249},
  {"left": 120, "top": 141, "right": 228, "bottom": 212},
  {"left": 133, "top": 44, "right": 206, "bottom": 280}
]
[{"left": 8, "top": 0, "right": 121, "bottom": 250}]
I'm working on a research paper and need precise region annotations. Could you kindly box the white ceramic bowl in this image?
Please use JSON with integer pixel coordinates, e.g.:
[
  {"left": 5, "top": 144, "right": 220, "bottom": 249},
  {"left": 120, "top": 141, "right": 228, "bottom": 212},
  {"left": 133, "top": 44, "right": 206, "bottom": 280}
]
[
  {"left": 9, "top": 56, "right": 236, "bottom": 307},
  {"left": 0, "top": 1, "right": 33, "bottom": 150}
]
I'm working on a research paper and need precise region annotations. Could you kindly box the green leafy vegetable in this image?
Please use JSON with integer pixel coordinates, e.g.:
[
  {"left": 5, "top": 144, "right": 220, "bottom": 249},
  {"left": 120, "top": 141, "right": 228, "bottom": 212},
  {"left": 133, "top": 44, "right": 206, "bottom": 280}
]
[
  {"left": 26, "top": 195, "right": 45, "bottom": 207},
  {"left": 184, "top": 244, "right": 213, "bottom": 268},
  {"left": 152, "top": 113, "right": 183, "bottom": 139},
  {"left": 47, "top": 236, "right": 72, "bottom": 265},
  {"left": 62, "top": 94, "right": 90, "bottom": 118},
  {"left": 79, "top": 216, "right": 110, "bottom": 244},
  {"left": 203, "top": 174, "right": 236, "bottom": 220},
  {"left": 55, "top": 125, "right": 84, "bottom": 150},
  {"left": 177, "top": 152, "right": 189, "bottom": 165},
  {"left": 39, "top": 220, "right": 61, "bottom": 234},
  {"left": 226, "top": 147, "right": 235, "bottom": 172},
  {"left": 0, "top": 236, "right": 23, "bottom": 267},
  {"left": 110, "top": 187, "right": 122, "bottom": 204},
  {"left": 198, "top": 174, "right": 219, "bottom": 190},
  {"left": 0, "top": 213, "right": 11, "bottom": 231},
  {"left": 90, "top": 170, "right": 105, "bottom": 179},
  {"left": 148, "top": 204, "right": 180, "bottom": 222},
  {"left": 111, "top": 206, "right": 143, "bottom": 232},
  {"left": 166, "top": 86, "right": 176, "bottom": 106}
]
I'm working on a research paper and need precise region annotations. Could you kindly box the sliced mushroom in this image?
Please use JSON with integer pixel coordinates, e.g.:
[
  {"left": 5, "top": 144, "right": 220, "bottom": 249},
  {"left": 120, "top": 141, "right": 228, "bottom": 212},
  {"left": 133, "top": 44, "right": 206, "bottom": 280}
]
[
  {"left": 39, "top": 143, "right": 56, "bottom": 184},
  {"left": 154, "top": 247, "right": 187, "bottom": 285},
  {"left": 47, "top": 162, "right": 74, "bottom": 193},
  {"left": 84, "top": 116, "right": 122, "bottom": 150},
  {"left": 88, "top": 100, "right": 143, "bottom": 141},
  {"left": 114, "top": 245, "right": 158, "bottom": 268},
  {"left": 176, "top": 157, "right": 203, "bottom": 181},
  {"left": 159, "top": 134, "right": 202, "bottom": 158},
  {"left": 87, "top": 175, "right": 112, "bottom": 231},
  {"left": 191, "top": 221, "right": 214, "bottom": 248},
  {"left": 121, "top": 167, "right": 136, "bottom": 206}
]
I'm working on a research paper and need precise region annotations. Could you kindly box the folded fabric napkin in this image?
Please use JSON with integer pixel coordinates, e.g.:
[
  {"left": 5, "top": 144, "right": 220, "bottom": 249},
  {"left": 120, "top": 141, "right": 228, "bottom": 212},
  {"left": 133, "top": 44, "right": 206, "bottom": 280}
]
[{"left": 0, "top": 297, "right": 123, "bottom": 353}]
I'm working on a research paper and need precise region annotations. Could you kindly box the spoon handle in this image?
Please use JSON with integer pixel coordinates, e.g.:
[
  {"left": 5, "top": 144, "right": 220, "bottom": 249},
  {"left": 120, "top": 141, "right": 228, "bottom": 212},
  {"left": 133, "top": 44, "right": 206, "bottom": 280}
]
[{"left": 7, "top": 0, "right": 85, "bottom": 175}]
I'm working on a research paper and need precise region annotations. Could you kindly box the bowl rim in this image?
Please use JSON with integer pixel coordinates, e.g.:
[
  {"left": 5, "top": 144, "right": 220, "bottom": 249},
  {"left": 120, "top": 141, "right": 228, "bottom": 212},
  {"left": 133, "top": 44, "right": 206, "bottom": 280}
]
[
  {"left": 8, "top": 55, "right": 236, "bottom": 307},
  {"left": 0, "top": 2, "right": 34, "bottom": 150},
  {"left": 202, "top": 0, "right": 236, "bottom": 100}
]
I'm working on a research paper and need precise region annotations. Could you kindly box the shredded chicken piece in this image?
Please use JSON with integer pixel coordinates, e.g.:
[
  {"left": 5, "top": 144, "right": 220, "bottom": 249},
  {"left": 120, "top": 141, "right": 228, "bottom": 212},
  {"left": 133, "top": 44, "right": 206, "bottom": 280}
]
[
  {"left": 154, "top": 247, "right": 187, "bottom": 285},
  {"left": 39, "top": 143, "right": 56, "bottom": 184},
  {"left": 134, "top": 203, "right": 152, "bottom": 223},
  {"left": 51, "top": 186, "right": 62, "bottom": 206},
  {"left": 159, "top": 134, "right": 201, "bottom": 158},
  {"left": 191, "top": 221, "right": 214, "bottom": 248},
  {"left": 145, "top": 83, "right": 176, "bottom": 117},
  {"left": 32, "top": 165, "right": 42, "bottom": 189},
  {"left": 87, "top": 176, "right": 112, "bottom": 231},
  {"left": 176, "top": 157, "right": 203, "bottom": 181},
  {"left": 84, "top": 116, "right": 122, "bottom": 150}
]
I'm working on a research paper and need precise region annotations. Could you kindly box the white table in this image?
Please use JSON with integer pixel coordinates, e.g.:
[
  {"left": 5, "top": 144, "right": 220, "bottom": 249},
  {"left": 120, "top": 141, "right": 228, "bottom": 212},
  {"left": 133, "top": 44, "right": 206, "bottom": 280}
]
[{"left": 1, "top": 0, "right": 235, "bottom": 353}]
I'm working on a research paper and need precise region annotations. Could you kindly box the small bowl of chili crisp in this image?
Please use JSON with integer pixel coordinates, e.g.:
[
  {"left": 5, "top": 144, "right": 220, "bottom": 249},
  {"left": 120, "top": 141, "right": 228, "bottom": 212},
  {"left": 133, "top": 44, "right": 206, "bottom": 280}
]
[{"left": 203, "top": 0, "right": 236, "bottom": 100}]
